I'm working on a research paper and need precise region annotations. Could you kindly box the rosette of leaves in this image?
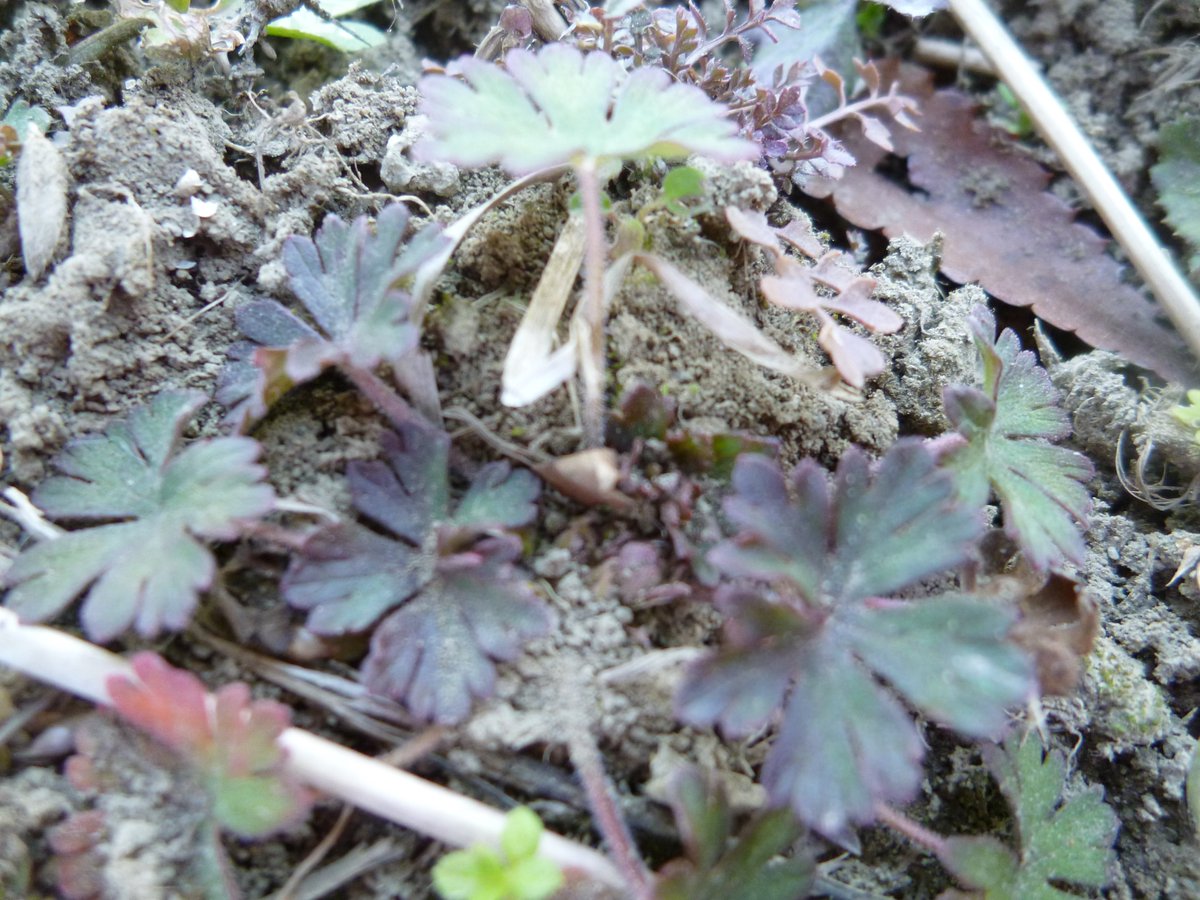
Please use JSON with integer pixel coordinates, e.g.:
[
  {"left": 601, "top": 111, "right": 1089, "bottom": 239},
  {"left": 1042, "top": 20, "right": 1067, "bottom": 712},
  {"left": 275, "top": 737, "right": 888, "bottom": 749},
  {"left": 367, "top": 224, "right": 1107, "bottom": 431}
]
[
  {"left": 218, "top": 203, "right": 446, "bottom": 429},
  {"left": 677, "top": 440, "right": 1035, "bottom": 845},
  {"left": 106, "top": 652, "right": 311, "bottom": 838},
  {"left": 937, "top": 734, "right": 1119, "bottom": 898},
  {"left": 282, "top": 415, "right": 553, "bottom": 724},
  {"left": 2, "top": 390, "right": 276, "bottom": 642},
  {"left": 941, "top": 306, "right": 1093, "bottom": 571}
]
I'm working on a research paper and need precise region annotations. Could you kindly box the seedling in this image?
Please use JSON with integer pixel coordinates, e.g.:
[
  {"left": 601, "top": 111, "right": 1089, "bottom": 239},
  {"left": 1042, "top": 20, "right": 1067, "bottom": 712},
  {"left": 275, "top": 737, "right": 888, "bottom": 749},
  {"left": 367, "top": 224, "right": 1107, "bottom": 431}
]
[
  {"left": 415, "top": 41, "right": 756, "bottom": 443},
  {"left": 282, "top": 414, "right": 553, "bottom": 723},
  {"left": 677, "top": 439, "right": 1034, "bottom": 845},
  {"left": 1170, "top": 388, "right": 1200, "bottom": 443},
  {"left": 433, "top": 806, "right": 564, "bottom": 900},
  {"left": 219, "top": 203, "right": 446, "bottom": 430},
  {"left": 935, "top": 733, "right": 1119, "bottom": 897},
  {"left": 2, "top": 390, "right": 276, "bottom": 642},
  {"left": 653, "top": 765, "right": 813, "bottom": 900},
  {"left": 940, "top": 306, "right": 1093, "bottom": 572},
  {"left": 106, "top": 652, "right": 311, "bottom": 838}
]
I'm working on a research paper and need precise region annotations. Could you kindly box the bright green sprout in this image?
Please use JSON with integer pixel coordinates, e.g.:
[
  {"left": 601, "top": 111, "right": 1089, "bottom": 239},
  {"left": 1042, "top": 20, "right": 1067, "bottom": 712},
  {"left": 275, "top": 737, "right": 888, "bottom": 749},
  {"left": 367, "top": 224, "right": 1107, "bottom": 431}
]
[
  {"left": 432, "top": 807, "right": 563, "bottom": 900},
  {"left": 1170, "top": 388, "right": 1200, "bottom": 443}
]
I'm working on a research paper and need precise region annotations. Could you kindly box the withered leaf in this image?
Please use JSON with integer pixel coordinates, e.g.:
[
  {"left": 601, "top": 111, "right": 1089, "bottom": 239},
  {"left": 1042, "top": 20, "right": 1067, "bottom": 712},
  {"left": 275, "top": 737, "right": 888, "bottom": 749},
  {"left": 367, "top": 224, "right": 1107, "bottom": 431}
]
[
  {"left": 16, "top": 125, "right": 67, "bottom": 281},
  {"left": 805, "top": 65, "right": 1196, "bottom": 383},
  {"left": 999, "top": 569, "right": 1098, "bottom": 696}
]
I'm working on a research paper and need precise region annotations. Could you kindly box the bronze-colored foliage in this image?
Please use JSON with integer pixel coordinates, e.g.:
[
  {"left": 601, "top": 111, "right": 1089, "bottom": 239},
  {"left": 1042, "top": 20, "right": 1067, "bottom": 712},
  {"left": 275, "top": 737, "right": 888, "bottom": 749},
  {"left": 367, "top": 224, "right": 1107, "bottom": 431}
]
[{"left": 805, "top": 65, "right": 1196, "bottom": 384}]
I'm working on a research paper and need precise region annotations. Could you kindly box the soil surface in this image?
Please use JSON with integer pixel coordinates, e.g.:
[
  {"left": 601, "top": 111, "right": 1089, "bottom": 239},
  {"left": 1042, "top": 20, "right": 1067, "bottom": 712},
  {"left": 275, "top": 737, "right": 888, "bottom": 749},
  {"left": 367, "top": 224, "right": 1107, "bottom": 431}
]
[{"left": 2, "top": 1, "right": 1200, "bottom": 898}]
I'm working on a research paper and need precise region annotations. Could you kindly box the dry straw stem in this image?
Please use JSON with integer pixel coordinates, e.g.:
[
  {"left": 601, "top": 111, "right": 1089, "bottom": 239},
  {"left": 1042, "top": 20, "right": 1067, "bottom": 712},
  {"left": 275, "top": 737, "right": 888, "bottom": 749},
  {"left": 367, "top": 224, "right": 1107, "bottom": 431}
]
[
  {"left": 0, "top": 608, "right": 623, "bottom": 889},
  {"left": 948, "top": 0, "right": 1200, "bottom": 369}
]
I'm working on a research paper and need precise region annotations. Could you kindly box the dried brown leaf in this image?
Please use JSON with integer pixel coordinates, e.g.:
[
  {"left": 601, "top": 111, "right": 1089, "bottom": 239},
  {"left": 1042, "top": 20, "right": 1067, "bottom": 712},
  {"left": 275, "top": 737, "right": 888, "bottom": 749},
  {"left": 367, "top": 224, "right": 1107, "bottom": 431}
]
[
  {"left": 806, "top": 65, "right": 1197, "bottom": 383},
  {"left": 983, "top": 556, "right": 1098, "bottom": 696}
]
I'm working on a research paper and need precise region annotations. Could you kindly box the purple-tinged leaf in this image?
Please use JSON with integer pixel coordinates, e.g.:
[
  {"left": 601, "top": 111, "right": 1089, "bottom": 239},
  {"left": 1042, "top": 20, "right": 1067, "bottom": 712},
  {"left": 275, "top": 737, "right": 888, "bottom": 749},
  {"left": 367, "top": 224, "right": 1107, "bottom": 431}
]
[
  {"left": 680, "top": 440, "right": 1034, "bottom": 840},
  {"left": 219, "top": 204, "right": 446, "bottom": 427},
  {"left": 348, "top": 423, "right": 451, "bottom": 545},
  {"left": 282, "top": 416, "right": 551, "bottom": 723},
  {"left": 3, "top": 391, "right": 275, "bottom": 641},
  {"left": 943, "top": 306, "right": 1093, "bottom": 571},
  {"left": 764, "top": 642, "right": 921, "bottom": 849},
  {"left": 282, "top": 523, "right": 428, "bottom": 635},
  {"left": 362, "top": 537, "right": 554, "bottom": 724}
]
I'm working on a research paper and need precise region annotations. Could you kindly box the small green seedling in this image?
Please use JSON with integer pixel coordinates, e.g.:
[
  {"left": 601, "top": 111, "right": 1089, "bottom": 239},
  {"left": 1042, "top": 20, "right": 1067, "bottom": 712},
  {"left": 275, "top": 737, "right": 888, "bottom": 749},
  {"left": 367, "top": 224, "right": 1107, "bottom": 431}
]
[
  {"left": 937, "top": 733, "right": 1119, "bottom": 898},
  {"left": 638, "top": 165, "right": 707, "bottom": 222},
  {"left": 654, "top": 766, "right": 813, "bottom": 900},
  {"left": 1170, "top": 388, "right": 1200, "bottom": 443},
  {"left": 432, "top": 806, "right": 563, "bottom": 900},
  {"left": 992, "top": 83, "right": 1035, "bottom": 138}
]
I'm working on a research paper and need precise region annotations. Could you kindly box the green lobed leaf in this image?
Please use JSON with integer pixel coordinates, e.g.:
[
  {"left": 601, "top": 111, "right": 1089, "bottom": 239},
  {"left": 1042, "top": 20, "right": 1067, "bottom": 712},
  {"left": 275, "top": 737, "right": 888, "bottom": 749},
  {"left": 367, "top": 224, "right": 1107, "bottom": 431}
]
[
  {"left": 942, "top": 306, "right": 1093, "bottom": 571},
  {"left": 1151, "top": 117, "right": 1200, "bottom": 274},
  {"left": 107, "top": 653, "right": 310, "bottom": 838},
  {"left": 681, "top": 440, "right": 1034, "bottom": 841},
  {"left": 655, "top": 765, "right": 813, "bottom": 900},
  {"left": 938, "top": 734, "right": 1119, "bottom": 898},
  {"left": 3, "top": 391, "right": 275, "bottom": 641},
  {"left": 415, "top": 43, "right": 756, "bottom": 175},
  {"left": 433, "top": 807, "right": 562, "bottom": 900}
]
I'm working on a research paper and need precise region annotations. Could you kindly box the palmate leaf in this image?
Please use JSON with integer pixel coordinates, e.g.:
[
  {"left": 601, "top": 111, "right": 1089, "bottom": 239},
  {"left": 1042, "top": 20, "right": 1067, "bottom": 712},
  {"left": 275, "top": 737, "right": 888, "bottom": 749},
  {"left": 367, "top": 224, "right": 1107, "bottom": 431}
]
[
  {"left": 654, "top": 765, "right": 814, "bottom": 900},
  {"left": 414, "top": 43, "right": 756, "bottom": 174},
  {"left": 282, "top": 417, "right": 551, "bottom": 724},
  {"left": 678, "top": 440, "right": 1034, "bottom": 845},
  {"left": 107, "top": 652, "right": 310, "bottom": 838},
  {"left": 3, "top": 391, "right": 275, "bottom": 642},
  {"left": 217, "top": 204, "right": 446, "bottom": 427},
  {"left": 942, "top": 306, "right": 1093, "bottom": 571},
  {"left": 1151, "top": 116, "right": 1200, "bottom": 275},
  {"left": 939, "top": 734, "right": 1119, "bottom": 899}
]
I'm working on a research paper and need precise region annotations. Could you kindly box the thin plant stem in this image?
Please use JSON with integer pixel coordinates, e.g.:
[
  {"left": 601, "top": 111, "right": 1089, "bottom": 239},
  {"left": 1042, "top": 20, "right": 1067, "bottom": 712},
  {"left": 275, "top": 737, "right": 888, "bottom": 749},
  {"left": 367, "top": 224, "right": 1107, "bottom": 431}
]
[
  {"left": 0, "top": 610, "right": 625, "bottom": 889},
  {"left": 574, "top": 160, "right": 610, "bottom": 448},
  {"left": 562, "top": 671, "right": 653, "bottom": 899},
  {"left": 875, "top": 802, "right": 949, "bottom": 857},
  {"left": 339, "top": 364, "right": 417, "bottom": 429}
]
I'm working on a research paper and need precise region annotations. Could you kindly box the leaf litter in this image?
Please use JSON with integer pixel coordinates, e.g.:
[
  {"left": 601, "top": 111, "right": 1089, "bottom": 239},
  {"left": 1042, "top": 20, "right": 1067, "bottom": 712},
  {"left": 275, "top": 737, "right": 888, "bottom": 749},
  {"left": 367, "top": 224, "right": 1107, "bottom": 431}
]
[{"left": 805, "top": 65, "right": 1197, "bottom": 384}]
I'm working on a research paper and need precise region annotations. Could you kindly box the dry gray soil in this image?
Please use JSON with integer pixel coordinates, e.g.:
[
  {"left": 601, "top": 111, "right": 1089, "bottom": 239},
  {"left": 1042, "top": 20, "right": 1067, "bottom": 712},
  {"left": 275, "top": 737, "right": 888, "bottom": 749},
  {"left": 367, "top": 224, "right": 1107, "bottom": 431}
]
[{"left": 1, "top": 0, "right": 1200, "bottom": 897}]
